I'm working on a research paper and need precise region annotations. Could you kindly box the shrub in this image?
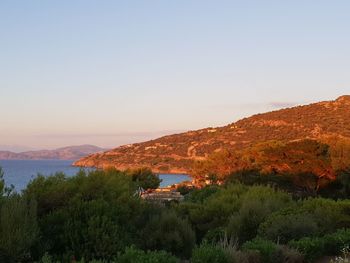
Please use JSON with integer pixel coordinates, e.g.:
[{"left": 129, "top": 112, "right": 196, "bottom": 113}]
[
  {"left": 288, "top": 236, "right": 325, "bottom": 262},
  {"left": 118, "top": 246, "right": 179, "bottom": 263},
  {"left": 24, "top": 173, "right": 76, "bottom": 216},
  {"left": 61, "top": 199, "right": 133, "bottom": 261},
  {"left": 28, "top": 169, "right": 145, "bottom": 261},
  {"left": 0, "top": 196, "right": 39, "bottom": 263},
  {"left": 37, "top": 253, "right": 60, "bottom": 263},
  {"left": 273, "top": 245, "right": 304, "bottom": 263},
  {"left": 185, "top": 185, "right": 221, "bottom": 203},
  {"left": 300, "top": 198, "right": 350, "bottom": 234},
  {"left": 258, "top": 212, "right": 318, "bottom": 243},
  {"left": 180, "top": 183, "right": 246, "bottom": 241},
  {"left": 227, "top": 186, "right": 291, "bottom": 243},
  {"left": 242, "top": 238, "right": 278, "bottom": 263},
  {"left": 203, "top": 228, "right": 226, "bottom": 244},
  {"left": 141, "top": 210, "right": 195, "bottom": 258},
  {"left": 289, "top": 229, "right": 350, "bottom": 262},
  {"left": 24, "top": 169, "right": 137, "bottom": 216},
  {"left": 229, "top": 250, "right": 261, "bottom": 263},
  {"left": 176, "top": 184, "right": 192, "bottom": 195},
  {"left": 259, "top": 198, "right": 350, "bottom": 244},
  {"left": 323, "top": 229, "right": 350, "bottom": 255},
  {"left": 242, "top": 239, "right": 303, "bottom": 263},
  {"left": 191, "top": 243, "right": 228, "bottom": 263}
]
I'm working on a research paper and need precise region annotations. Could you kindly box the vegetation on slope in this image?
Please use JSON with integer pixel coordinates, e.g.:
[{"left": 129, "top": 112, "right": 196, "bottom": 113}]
[{"left": 74, "top": 96, "right": 350, "bottom": 183}]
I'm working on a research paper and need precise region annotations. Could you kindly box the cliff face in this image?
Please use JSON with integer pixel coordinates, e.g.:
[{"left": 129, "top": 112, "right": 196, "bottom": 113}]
[
  {"left": 74, "top": 96, "right": 350, "bottom": 174},
  {"left": 0, "top": 145, "right": 105, "bottom": 161}
]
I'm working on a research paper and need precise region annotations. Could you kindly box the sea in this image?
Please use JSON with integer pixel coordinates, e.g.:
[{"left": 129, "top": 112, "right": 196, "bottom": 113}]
[{"left": 0, "top": 160, "right": 190, "bottom": 192}]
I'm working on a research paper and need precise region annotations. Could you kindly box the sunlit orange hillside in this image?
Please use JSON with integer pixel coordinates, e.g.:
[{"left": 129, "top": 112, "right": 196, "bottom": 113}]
[{"left": 74, "top": 96, "right": 350, "bottom": 179}]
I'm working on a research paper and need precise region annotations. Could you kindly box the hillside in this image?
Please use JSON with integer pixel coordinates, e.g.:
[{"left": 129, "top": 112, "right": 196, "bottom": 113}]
[
  {"left": 0, "top": 145, "right": 105, "bottom": 160},
  {"left": 74, "top": 96, "right": 350, "bottom": 176}
]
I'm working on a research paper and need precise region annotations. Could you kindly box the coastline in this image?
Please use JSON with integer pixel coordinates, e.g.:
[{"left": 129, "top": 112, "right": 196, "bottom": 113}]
[{"left": 73, "top": 162, "right": 192, "bottom": 178}]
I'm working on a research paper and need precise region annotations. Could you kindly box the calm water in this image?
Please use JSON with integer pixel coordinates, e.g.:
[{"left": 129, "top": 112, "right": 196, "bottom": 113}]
[{"left": 0, "top": 160, "right": 190, "bottom": 192}]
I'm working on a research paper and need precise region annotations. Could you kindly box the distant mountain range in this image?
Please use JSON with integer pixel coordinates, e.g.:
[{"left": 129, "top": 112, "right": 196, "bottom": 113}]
[
  {"left": 0, "top": 145, "right": 106, "bottom": 161},
  {"left": 74, "top": 95, "right": 350, "bottom": 177}
]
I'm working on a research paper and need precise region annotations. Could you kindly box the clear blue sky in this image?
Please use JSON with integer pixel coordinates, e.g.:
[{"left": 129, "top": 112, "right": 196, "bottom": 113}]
[{"left": 0, "top": 1, "right": 349, "bottom": 151}]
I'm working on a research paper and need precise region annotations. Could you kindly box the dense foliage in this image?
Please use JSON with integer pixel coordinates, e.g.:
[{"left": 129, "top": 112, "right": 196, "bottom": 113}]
[
  {"left": 193, "top": 139, "right": 350, "bottom": 199},
  {"left": 127, "top": 168, "right": 161, "bottom": 190},
  {"left": 0, "top": 166, "right": 349, "bottom": 262}
]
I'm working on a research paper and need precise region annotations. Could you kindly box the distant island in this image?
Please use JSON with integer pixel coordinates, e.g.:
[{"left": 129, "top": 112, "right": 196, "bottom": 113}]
[{"left": 0, "top": 145, "right": 105, "bottom": 160}]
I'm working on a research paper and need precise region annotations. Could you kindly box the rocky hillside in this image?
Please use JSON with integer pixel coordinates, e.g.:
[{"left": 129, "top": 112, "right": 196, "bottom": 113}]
[
  {"left": 74, "top": 96, "right": 350, "bottom": 175},
  {"left": 0, "top": 145, "right": 105, "bottom": 160}
]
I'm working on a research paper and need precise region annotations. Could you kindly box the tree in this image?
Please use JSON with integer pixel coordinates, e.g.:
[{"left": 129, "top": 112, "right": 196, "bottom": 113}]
[
  {"left": 29, "top": 169, "right": 144, "bottom": 261},
  {"left": 141, "top": 210, "right": 195, "bottom": 259},
  {"left": 128, "top": 168, "right": 161, "bottom": 190},
  {"left": 0, "top": 167, "right": 14, "bottom": 197},
  {"left": 193, "top": 150, "right": 248, "bottom": 182},
  {"left": 60, "top": 199, "right": 133, "bottom": 261},
  {"left": 227, "top": 186, "right": 292, "bottom": 244},
  {"left": 0, "top": 196, "right": 39, "bottom": 262}
]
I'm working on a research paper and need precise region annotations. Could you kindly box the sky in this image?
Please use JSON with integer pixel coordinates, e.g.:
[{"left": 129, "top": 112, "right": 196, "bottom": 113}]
[{"left": 0, "top": 1, "right": 349, "bottom": 151}]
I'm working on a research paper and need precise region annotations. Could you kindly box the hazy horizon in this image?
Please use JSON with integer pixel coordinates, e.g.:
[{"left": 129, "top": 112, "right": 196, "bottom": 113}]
[{"left": 1, "top": 1, "right": 349, "bottom": 151}]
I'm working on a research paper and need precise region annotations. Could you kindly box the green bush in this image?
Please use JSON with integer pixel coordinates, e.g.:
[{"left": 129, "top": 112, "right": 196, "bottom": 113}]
[
  {"left": 323, "top": 229, "right": 350, "bottom": 255},
  {"left": 288, "top": 236, "right": 325, "bottom": 262},
  {"left": 25, "top": 169, "right": 146, "bottom": 261},
  {"left": 141, "top": 210, "right": 195, "bottom": 258},
  {"left": 0, "top": 195, "right": 39, "bottom": 263},
  {"left": 259, "top": 198, "right": 350, "bottom": 243},
  {"left": 185, "top": 185, "right": 221, "bottom": 203},
  {"left": 118, "top": 246, "right": 179, "bottom": 263},
  {"left": 37, "top": 253, "right": 60, "bottom": 263},
  {"left": 61, "top": 199, "right": 134, "bottom": 261},
  {"left": 289, "top": 229, "right": 350, "bottom": 262},
  {"left": 300, "top": 198, "right": 350, "bottom": 234},
  {"left": 227, "top": 186, "right": 292, "bottom": 243},
  {"left": 37, "top": 248, "right": 179, "bottom": 263},
  {"left": 127, "top": 168, "right": 161, "bottom": 190},
  {"left": 24, "top": 169, "right": 137, "bottom": 216},
  {"left": 242, "top": 238, "right": 303, "bottom": 263},
  {"left": 179, "top": 183, "right": 247, "bottom": 240},
  {"left": 191, "top": 243, "right": 228, "bottom": 263},
  {"left": 242, "top": 238, "right": 278, "bottom": 263},
  {"left": 203, "top": 228, "right": 227, "bottom": 244},
  {"left": 258, "top": 211, "right": 318, "bottom": 243}
]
